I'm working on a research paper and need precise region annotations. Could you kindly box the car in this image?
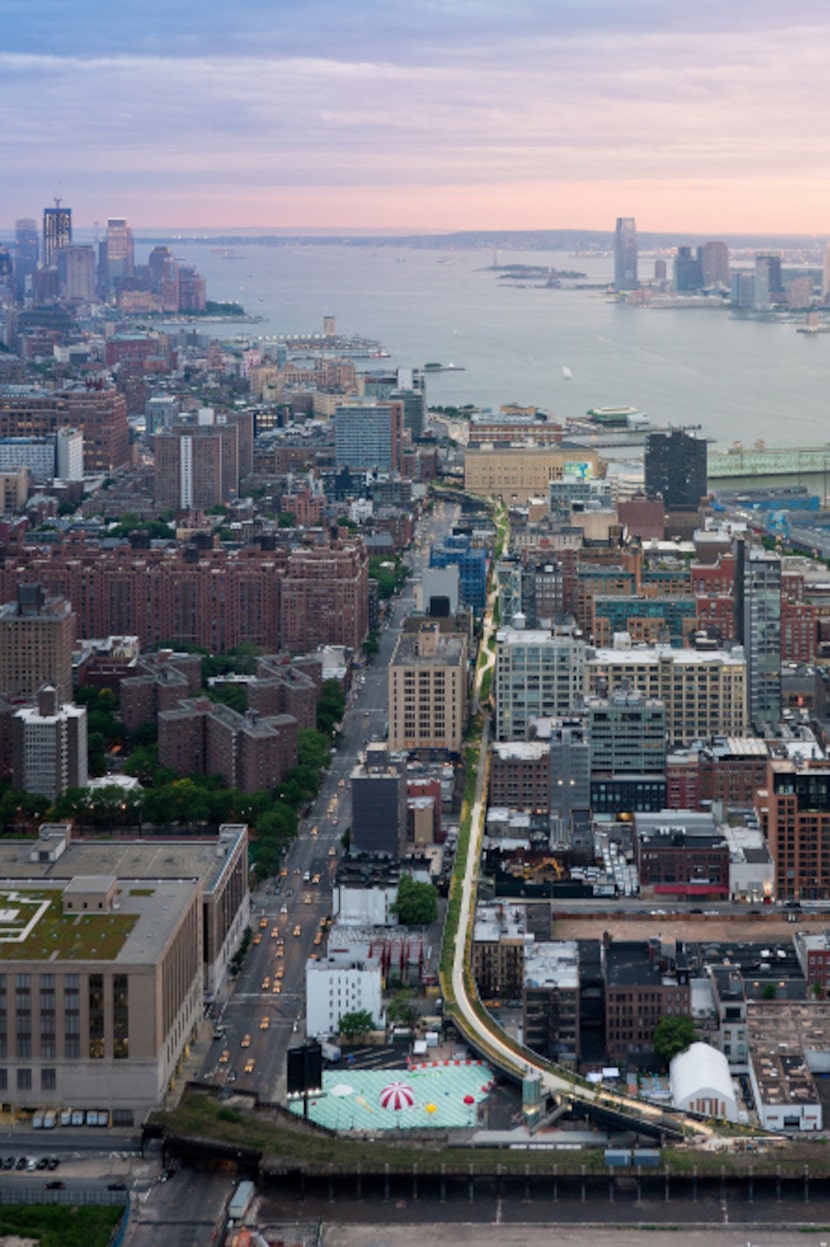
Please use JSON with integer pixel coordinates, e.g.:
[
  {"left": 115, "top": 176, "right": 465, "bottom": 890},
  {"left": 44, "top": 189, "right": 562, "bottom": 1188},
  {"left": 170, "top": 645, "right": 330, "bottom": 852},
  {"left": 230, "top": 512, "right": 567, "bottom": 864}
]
[
  {"left": 272, "top": 982, "right": 282, "bottom": 994},
  {"left": 46, "top": 1157, "right": 59, "bottom": 1170},
  {"left": 244, "top": 1058, "right": 255, "bottom": 1074},
  {"left": 328, "top": 846, "right": 337, "bottom": 857},
  {"left": 312, "top": 873, "right": 321, "bottom": 885},
  {"left": 279, "top": 868, "right": 288, "bottom": 879},
  {"left": 2, "top": 1158, "right": 13, "bottom": 1171},
  {"left": 319, "top": 916, "right": 327, "bottom": 928},
  {"left": 260, "top": 1016, "right": 270, "bottom": 1030},
  {"left": 313, "top": 932, "right": 323, "bottom": 946},
  {"left": 261, "top": 976, "right": 271, "bottom": 990},
  {"left": 310, "top": 825, "right": 318, "bottom": 837},
  {"left": 15, "top": 1157, "right": 26, "bottom": 1171},
  {"left": 46, "top": 1180, "right": 64, "bottom": 1190},
  {"left": 271, "top": 927, "right": 280, "bottom": 938},
  {"left": 26, "top": 1158, "right": 37, "bottom": 1171},
  {"left": 107, "top": 1181, "right": 127, "bottom": 1191},
  {"left": 219, "top": 1048, "right": 230, "bottom": 1064},
  {"left": 36, "top": 1157, "right": 49, "bottom": 1170},
  {"left": 241, "top": 1034, "right": 251, "bottom": 1048},
  {"left": 304, "top": 893, "right": 312, "bottom": 905},
  {"left": 275, "top": 965, "right": 285, "bottom": 979},
  {"left": 338, "top": 778, "right": 346, "bottom": 788},
  {"left": 332, "top": 818, "right": 339, "bottom": 826},
  {"left": 252, "top": 933, "right": 262, "bottom": 945},
  {"left": 293, "top": 924, "right": 302, "bottom": 936},
  {"left": 275, "top": 945, "right": 284, "bottom": 959},
  {"left": 258, "top": 916, "right": 268, "bottom": 929}
]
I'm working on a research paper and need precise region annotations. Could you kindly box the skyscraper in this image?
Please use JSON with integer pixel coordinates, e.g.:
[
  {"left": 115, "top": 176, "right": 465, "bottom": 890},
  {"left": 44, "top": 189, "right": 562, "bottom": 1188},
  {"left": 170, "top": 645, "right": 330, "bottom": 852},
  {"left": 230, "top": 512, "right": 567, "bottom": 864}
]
[
  {"left": 700, "top": 240, "right": 730, "bottom": 288},
  {"left": 735, "top": 538, "right": 782, "bottom": 728},
  {"left": 334, "top": 401, "right": 403, "bottom": 473},
  {"left": 42, "top": 200, "right": 71, "bottom": 268},
  {"left": 614, "top": 217, "right": 638, "bottom": 291},
  {"left": 644, "top": 428, "right": 707, "bottom": 510},
  {"left": 14, "top": 219, "right": 38, "bottom": 298},
  {"left": 753, "top": 252, "right": 783, "bottom": 310},
  {"left": 105, "top": 217, "right": 135, "bottom": 291}
]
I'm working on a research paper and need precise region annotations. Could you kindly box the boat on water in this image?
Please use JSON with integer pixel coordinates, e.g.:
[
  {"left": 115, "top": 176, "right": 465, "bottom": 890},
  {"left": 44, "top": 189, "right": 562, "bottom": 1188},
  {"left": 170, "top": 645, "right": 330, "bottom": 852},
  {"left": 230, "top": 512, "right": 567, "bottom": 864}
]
[{"left": 562, "top": 365, "right": 572, "bottom": 380}]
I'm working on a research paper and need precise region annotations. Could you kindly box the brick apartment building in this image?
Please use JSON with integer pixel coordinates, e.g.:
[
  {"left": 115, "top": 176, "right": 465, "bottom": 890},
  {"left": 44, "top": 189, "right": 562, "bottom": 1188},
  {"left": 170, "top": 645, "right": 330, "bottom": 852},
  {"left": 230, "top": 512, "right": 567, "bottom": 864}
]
[
  {"left": 280, "top": 540, "right": 369, "bottom": 654},
  {"left": 604, "top": 939, "right": 691, "bottom": 1062},
  {"left": 489, "top": 741, "right": 550, "bottom": 813},
  {"left": 158, "top": 697, "right": 298, "bottom": 794},
  {"left": 0, "top": 385, "right": 129, "bottom": 472}
]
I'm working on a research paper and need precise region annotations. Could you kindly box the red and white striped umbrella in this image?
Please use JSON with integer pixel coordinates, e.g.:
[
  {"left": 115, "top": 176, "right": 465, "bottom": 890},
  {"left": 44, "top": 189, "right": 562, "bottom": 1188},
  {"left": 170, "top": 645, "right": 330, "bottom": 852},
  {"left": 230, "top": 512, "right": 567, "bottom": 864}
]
[{"left": 380, "top": 1081, "right": 415, "bottom": 1110}]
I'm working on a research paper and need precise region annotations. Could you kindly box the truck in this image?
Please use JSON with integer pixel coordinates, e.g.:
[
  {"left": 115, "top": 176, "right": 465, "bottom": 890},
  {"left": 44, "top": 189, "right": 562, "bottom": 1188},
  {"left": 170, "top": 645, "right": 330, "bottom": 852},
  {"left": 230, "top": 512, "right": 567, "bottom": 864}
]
[{"left": 321, "top": 1041, "right": 341, "bottom": 1062}]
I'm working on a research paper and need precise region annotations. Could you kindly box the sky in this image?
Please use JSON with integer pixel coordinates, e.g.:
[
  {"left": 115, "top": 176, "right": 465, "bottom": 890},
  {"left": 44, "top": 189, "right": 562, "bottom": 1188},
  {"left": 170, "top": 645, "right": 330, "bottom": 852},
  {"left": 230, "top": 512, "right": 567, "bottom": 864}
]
[{"left": 3, "top": 0, "right": 830, "bottom": 233}]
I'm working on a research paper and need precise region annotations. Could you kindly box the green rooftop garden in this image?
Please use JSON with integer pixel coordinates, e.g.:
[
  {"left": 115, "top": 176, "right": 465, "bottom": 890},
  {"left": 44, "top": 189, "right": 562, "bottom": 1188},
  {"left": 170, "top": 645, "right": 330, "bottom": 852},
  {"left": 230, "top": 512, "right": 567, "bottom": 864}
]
[{"left": 0, "top": 890, "right": 138, "bottom": 962}]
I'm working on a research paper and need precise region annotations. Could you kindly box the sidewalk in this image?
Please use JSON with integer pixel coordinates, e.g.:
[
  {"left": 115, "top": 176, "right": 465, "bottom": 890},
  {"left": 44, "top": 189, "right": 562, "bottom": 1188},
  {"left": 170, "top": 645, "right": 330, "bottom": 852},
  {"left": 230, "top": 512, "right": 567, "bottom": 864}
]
[{"left": 163, "top": 1016, "right": 216, "bottom": 1110}]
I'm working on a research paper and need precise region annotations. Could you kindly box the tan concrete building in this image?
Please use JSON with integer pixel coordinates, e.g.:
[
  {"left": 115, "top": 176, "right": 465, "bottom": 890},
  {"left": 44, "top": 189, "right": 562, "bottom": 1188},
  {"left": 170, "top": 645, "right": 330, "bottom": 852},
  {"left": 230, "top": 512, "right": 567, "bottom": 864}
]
[
  {"left": 585, "top": 643, "right": 747, "bottom": 744},
  {"left": 464, "top": 445, "right": 602, "bottom": 504},
  {"left": 0, "top": 584, "right": 74, "bottom": 703},
  {"left": 389, "top": 621, "right": 468, "bottom": 754},
  {"left": 0, "top": 823, "right": 249, "bottom": 1120}
]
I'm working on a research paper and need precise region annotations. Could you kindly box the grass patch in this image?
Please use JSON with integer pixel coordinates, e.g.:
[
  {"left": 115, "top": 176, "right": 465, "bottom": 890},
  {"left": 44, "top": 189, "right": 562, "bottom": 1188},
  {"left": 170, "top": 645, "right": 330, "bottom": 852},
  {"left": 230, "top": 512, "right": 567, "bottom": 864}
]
[
  {"left": 0, "top": 891, "right": 138, "bottom": 962},
  {"left": 0, "top": 1205, "right": 123, "bottom": 1247}
]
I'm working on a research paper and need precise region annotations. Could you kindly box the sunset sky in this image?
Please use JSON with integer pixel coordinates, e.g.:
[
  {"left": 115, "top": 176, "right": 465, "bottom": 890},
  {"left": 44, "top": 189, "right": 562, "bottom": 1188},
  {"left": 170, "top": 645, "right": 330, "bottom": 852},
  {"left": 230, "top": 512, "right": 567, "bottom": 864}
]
[{"left": 3, "top": 0, "right": 830, "bottom": 233}]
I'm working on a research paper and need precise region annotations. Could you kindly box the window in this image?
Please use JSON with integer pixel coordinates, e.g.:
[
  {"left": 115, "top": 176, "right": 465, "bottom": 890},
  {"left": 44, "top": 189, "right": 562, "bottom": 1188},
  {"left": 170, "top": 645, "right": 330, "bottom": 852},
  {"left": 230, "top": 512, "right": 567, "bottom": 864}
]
[
  {"left": 41, "top": 1068, "right": 56, "bottom": 1092},
  {"left": 89, "top": 974, "right": 105, "bottom": 1059},
  {"left": 16, "top": 1069, "right": 31, "bottom": 1092}
]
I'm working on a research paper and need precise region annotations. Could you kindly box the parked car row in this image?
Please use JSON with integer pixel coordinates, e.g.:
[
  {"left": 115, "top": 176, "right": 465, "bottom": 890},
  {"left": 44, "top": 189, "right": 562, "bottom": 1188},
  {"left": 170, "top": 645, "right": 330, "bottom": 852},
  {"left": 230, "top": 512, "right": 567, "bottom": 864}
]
[{"left": 2, "top": 1155, "right": 60, "bottom": 1171}]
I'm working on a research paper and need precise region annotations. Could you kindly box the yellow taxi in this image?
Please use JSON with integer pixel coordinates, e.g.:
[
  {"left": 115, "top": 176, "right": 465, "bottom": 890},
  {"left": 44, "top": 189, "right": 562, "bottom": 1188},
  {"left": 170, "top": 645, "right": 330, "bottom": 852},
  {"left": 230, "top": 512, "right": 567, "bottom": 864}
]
[
  {"left": 293, "top": 924, "right": 302, "bottom": 937},
  {"left": 261, "top": 976, "right": 271, "bottom": 990},
  {"left": 219, "top": 1049, "right": 230, "bottom": 1064},
  {"left": 244, "top": 1058, "right": 255, "bottom": 1074},
  {"left": 260, "top": 1016, "right": 270, "bottom": 1030}
]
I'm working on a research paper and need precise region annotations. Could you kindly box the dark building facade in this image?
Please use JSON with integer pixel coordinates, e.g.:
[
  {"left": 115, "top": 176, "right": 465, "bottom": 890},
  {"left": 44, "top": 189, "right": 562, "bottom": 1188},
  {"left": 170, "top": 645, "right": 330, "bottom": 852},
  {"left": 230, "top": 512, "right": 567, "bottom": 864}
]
[{"left": 644, "top": 429, "right": 707, "bottom": 510}]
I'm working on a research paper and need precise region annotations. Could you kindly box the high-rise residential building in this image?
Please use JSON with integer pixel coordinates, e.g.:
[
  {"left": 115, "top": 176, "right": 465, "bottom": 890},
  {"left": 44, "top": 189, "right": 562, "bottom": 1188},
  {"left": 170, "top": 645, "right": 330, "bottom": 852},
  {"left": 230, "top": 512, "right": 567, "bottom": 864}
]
[
  {"left": 334, "top": 401, "right": 403, "bottom": 473},
  {"left": 734, "top": 538, "right": 782, "bottom": 728},
  {"left": 14, "top": 219, "right": 39, "bottom": 297},
  {"left": 153, "top": 407, "right": 253, "bottom": 511},
  {"left": 105, "top": 218, "right": 134, "bottom": 291},
  {"left": 645, "top": 428, "right": 707, "bottom": 510},
  {"left": 280, "top": 539, "right": 369, "bottom": 655},
  {"left": 0, "top": 584, "right": 74, "bottom": 702},
  {"left": 388, "top": 621, "right": 467, "bottom": 754},
  {"left": 57, "top": 245, "right": 96, "bottom": 302},
  {"left": 674, "top": 246, "right": 703, "bottom": 293},
  {"left": 12, "top": 684, "right": 87, "bottom": 799},
  {"left": 614, "top": 217, "right": 638, "bottom": 291},
  {"left": 55, "top": 427, "right": 84, "bottom": 480},
  {"left": 757, "top": 759, "right": 830, "bottom": 900},
  {"left": 495, "top": 624, "right": 586, "bottom": 740},
  {"left": 42, "top": 201, "right": 71, "bottom": 268},
  {"left": 177, "top": 265, "right": 206, "bottom": 311},
  {"left": 754, "top": 252, "right": 783, "bottom": 310},
  {"left": 350, "top": 743, "right": 407, "bottom": 858},
  {"left": 700, "top": 241, "right": 730, "bottom": 288}
]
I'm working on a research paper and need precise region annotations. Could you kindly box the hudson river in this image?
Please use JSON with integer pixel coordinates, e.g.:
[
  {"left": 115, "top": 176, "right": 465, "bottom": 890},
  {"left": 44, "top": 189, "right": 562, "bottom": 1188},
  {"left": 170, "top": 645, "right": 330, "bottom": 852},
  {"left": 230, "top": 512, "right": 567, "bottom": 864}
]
[{"left": 147, "top": 241, "right": 830, "bottom": 451}]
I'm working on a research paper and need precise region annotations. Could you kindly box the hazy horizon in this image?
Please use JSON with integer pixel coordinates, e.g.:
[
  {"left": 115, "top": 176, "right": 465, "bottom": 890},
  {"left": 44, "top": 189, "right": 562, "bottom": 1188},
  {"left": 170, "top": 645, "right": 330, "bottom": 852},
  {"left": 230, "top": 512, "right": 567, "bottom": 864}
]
[{"left": 5, "top": 1, "right": 830, "bottom": 233}]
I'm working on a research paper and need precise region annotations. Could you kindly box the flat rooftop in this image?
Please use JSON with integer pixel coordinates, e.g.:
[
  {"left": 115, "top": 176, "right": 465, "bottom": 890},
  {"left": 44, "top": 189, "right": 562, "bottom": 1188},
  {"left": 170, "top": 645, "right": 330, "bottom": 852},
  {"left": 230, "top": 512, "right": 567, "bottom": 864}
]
[
  {"left": 0, "top": 878, "right": 199, "bottom": 965},
  {"left": 0, "top": 831, "right": 245, "bottom": 897}
]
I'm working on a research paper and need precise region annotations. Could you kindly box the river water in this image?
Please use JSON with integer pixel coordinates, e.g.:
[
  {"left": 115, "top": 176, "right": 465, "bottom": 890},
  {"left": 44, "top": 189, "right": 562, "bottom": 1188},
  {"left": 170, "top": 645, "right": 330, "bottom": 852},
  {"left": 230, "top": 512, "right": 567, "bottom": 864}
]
[{"left": 141, "top": 241, "right": 830, "bottom": 451}]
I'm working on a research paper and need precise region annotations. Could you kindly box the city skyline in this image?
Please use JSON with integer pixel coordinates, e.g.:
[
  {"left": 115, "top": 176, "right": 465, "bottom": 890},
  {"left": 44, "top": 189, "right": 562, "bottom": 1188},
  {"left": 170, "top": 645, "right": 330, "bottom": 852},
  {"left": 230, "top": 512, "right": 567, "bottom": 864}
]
[{"left": 4, "top": 1, "right": 830, "bottom": 233}]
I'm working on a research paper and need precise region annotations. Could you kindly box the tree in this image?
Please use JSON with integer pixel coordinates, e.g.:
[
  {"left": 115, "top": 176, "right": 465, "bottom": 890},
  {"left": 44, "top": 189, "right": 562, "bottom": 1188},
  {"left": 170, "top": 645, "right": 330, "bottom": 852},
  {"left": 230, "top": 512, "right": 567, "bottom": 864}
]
[
  {"left": 386, "top": 989, "right": 417, "bottom": 1030},
  {"left": 316, "top": 679, "right": 345, "bottom": 735},
  {"left": 338, "top": 1009, "right": 376, "bottom": 1040},
  {"left": 392, "top": 875, "right": 438, "bottom": 926},
  {"left": 762, "top": 983, "right": 777, "bottom": 1001},
  {"left": 652, "top": 1014, "right": 696, "bottom": 1064}
]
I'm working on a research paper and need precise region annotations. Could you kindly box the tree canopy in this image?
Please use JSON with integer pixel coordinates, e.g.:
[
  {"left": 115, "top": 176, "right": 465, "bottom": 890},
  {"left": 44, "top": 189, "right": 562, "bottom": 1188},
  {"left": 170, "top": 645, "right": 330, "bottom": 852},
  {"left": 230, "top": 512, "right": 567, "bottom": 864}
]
[
  {"left": 392, "top": 875, "right": 438, "bottom": 926},
  {"left": 652, "top": 1014, "right": 696, "bottom": 1064},
  {"left": 338, "top": 1009, "right": 376, "bottom": 1039}
]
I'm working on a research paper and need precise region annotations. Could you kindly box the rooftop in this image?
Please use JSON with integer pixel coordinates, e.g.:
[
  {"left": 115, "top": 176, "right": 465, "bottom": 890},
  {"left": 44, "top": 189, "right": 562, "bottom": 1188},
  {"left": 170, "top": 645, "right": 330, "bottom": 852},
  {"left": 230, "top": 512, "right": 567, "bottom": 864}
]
[{"left": 524, "top": 940, "right": 579, "bottom": 991}]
